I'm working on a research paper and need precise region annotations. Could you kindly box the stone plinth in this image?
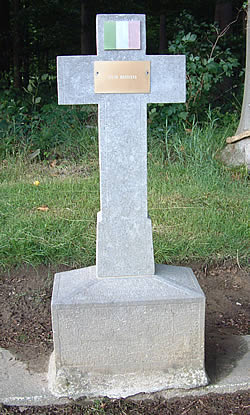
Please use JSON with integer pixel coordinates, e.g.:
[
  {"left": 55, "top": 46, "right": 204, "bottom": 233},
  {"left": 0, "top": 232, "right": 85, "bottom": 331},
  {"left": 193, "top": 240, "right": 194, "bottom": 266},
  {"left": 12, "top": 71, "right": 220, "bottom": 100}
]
[{"left": 48, "top": 264, "right": 208, "bottom": 398}]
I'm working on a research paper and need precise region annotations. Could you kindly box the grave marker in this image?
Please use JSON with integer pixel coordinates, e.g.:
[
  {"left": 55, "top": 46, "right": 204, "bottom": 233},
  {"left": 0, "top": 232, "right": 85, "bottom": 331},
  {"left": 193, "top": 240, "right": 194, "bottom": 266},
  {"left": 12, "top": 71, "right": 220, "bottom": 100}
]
[
  {"left": 57, "top": 14, "right": 185, "bottom": 277},
  {"left": 49, "top": 14, "right": 208, "bottom": 398}
]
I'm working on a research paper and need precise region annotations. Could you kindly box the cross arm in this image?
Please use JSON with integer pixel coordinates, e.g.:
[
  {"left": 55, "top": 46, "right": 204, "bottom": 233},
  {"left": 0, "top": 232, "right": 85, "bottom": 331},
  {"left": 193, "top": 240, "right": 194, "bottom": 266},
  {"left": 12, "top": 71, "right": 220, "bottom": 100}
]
[
  {"left": 57, "top": 54, "right": 186, "bottom": 105},
  {"left": 147, "top": 55, "right": 186, "bottom": 104},
  {"left": 57, "top": 56, "right": 98, "bottom": 105}
]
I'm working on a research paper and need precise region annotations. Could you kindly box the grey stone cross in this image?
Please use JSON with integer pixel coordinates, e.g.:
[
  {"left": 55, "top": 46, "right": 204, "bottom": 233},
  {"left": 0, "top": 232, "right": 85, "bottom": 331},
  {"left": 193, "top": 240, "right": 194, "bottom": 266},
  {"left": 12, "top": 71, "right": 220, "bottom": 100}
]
[
  {"left": 57, "top": 14, "right": 185, "bottom": 278},
  {"left": 50, "top": 17, "right": 207, "bottom": 396}
]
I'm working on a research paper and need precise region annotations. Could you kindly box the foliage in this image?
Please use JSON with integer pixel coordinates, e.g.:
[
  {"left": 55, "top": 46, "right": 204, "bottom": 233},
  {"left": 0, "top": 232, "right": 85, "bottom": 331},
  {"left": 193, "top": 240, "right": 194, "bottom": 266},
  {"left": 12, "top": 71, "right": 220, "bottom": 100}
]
[
  {"left": 148, "top": 108, "right": 239, "bottom": 165},
  {"left": 0, "top": 73, "right": 240, "bottom": 163},
  {"left": 0, "top": 75, "right": 98, "bottom": 160},
  {"left": 0, "top": 118, "right": 249, "bottom": 268},
  {"left": 23, "top": 74, "right": 56, "bottom": 110},
  {"left": 148, "top": 11, "right": 240, "bottom": 129},
  {"left": 0, "top": 5, "right": 245, "bottom": 155}
]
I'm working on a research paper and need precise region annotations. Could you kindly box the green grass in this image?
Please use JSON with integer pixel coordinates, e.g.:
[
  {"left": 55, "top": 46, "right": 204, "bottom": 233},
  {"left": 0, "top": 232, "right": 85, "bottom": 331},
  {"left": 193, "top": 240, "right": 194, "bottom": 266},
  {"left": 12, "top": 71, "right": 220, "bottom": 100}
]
[
  {"left": 0, "top": 160, "right": 99, "bottom": 268},
  {"left": 149, "top": 161, "right": 249, "bottom": 265},
  {"left": 0, "top": 118, "right": 249, "bottom": 268}
]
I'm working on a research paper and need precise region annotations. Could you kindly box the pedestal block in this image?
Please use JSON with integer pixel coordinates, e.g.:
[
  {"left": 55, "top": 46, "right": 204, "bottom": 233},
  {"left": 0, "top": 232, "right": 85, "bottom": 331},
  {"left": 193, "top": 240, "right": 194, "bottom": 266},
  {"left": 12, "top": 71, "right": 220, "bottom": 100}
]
[
  {"left": 48, "top": 264, "right": 208, "bottom": 398},
  {"left": 96, "top": 213, "right": 155, "bottom": 277}
]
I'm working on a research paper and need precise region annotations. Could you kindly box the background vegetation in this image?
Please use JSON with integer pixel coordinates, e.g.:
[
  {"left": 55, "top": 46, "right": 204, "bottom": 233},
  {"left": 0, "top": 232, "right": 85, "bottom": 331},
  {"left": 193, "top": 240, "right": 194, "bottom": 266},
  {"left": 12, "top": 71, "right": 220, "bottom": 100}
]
[
  {"left": 0, "top": 0, "right": 247, "bottom": 158},
  {"left": 0, "top": 1, "right": 249, "bottom": 268}
]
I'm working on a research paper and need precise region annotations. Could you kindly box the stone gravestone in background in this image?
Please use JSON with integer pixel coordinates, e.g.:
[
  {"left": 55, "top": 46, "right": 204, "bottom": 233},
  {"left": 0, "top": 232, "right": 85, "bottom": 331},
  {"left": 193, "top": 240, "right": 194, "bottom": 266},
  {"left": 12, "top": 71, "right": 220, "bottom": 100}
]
[{"left": 48, "top": 14, "right": 208, "bottom": 398}]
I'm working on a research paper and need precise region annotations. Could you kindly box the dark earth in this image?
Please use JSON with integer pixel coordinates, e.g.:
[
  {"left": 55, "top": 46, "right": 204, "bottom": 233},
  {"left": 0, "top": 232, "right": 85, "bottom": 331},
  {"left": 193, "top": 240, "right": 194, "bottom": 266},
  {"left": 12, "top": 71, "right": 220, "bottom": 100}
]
[{"left": 0, "top": 261, "right": 249, "bottom": 414}]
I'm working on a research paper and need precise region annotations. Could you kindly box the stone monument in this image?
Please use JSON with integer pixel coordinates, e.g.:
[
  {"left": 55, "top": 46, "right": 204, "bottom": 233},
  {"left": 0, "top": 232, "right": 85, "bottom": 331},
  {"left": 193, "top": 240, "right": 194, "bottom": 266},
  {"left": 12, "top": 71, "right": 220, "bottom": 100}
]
[{"left": 48, "top": 14, "right": 208, "bottom": 398}]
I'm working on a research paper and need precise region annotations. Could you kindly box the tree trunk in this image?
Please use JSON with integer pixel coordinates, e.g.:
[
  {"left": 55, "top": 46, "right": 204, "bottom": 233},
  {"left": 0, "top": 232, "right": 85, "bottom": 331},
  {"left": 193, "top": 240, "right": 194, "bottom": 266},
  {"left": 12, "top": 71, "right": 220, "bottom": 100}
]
[
  {"left": 81, "top": 0, "right": 89, "bottom": 54},
  {"left": 236, "top": 0, "right": 250, "bottom": 133},
  {"left": 22, "top": 0, "right": 29, "bottom": 87},
  {"left": 214, "top": 0, "right": 233, "bottom": 31},
  {"left": 0, "top": 0, "right": 10, "bottom": 75},
  {"left": 13, "top": 0, "right": 21, "bottom": 89},
  {"left": 159, "top": 14, "right": 166, "bottom": 54},
  {"left": 221, "top": 0, "right": 250, "bottom": 168}
]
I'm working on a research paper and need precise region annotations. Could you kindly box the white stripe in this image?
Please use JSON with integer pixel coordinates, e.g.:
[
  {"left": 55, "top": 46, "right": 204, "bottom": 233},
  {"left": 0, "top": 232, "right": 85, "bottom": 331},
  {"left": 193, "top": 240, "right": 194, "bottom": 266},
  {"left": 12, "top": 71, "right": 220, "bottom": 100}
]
[{"left": 116, "top": 21, "right": 129, "bottom": 49}]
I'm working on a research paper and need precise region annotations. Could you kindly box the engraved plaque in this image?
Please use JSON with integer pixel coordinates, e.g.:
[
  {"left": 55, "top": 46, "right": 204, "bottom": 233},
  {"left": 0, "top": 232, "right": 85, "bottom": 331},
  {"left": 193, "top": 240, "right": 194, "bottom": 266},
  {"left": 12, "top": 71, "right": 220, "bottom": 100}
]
[{"left": 94, "top": 61, "right": 150, "bottom": 94}]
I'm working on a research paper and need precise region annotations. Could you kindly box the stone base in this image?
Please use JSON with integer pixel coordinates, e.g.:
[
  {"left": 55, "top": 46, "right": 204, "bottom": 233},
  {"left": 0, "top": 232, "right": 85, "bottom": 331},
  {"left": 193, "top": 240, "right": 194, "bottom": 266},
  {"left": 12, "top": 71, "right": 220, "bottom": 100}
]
[
  {"left": 220, "top": 138, "right": 250, "bottom": 169},
  {"left": 48, "top": 264, "right": 208, "bottom": 398}
]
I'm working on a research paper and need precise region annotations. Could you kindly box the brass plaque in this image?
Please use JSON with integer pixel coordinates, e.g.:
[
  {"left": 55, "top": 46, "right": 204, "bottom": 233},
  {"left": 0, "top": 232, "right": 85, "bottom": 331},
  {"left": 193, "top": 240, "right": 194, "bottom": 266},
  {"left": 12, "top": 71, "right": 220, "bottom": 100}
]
[{"left": 94, "top": 61, "right": 150, "bottom": 94}]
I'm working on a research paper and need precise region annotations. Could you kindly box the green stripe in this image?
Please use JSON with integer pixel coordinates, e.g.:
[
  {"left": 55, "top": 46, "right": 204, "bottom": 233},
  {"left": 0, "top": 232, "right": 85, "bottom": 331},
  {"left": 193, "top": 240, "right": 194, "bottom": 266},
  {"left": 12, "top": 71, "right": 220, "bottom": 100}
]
[{"left": 104, "top": 21, "right": 116, "bottom": 50}]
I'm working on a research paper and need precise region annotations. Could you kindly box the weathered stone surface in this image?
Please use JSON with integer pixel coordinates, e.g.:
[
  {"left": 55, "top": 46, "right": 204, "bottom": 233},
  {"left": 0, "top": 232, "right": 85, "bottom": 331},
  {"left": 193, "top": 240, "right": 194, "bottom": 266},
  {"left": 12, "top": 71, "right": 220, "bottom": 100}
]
[
  {"left": 57, "top": 14, "right": 186, "bottom": 106},
  {"left": 0, "top": 348, "right": 69, "bottom": 406},
  {"left": 57, "top": 14, "right": 185, "bottom": 277},
  {"left": 1, "top": 336, "right": 250, "bottom": 405},
  {"left": 96, "top": 96, "right": 154, "bottom": 276},
  {"left": 220, "top": 138, "right": 250, "bottom": 169},
  {"left": 50, "top": 14, "right": 206, "bottom": 398},
  {"left": 48, "top": 264, "right": 208, "bottom": 398}
]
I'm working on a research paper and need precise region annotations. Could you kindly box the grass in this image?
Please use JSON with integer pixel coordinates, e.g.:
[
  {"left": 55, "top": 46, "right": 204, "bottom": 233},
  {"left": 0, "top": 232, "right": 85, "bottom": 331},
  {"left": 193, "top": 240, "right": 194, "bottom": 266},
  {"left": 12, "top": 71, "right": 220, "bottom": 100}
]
[
  {"left": 149, "top": 162, "right": 249, "bottom": 265},
  {"left": 0, "top": 114, "right": 249, "bottom": 269},
  {"left": 0, "top": 160, "right": 99, "bottom": 268}
]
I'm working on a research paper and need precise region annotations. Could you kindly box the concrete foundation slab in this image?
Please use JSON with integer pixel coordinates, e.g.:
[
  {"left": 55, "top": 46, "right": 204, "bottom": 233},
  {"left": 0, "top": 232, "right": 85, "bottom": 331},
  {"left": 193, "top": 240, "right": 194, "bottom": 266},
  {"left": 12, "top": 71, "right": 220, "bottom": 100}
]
[
  {"left": 48, "top": 264, "right": 208, "bottom": 398},
  {"left": 1, "top": 336, "right": 249, "bottom": 406},
  {"left": 0, "top": 348, "right": 69, "bottom": 406}
]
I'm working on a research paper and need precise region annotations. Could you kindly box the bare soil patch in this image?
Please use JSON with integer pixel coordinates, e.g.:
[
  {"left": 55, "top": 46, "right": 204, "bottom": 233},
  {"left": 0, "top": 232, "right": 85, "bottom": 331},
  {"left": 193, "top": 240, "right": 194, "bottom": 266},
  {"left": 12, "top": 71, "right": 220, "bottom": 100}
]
[{"left": 0, "top": 261, "right": 249, "bottom": 414}]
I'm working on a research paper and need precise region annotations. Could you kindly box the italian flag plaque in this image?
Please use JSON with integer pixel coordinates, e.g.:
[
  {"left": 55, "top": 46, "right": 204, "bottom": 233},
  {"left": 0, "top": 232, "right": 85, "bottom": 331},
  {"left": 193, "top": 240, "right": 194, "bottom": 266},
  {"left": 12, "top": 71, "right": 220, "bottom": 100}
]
[{"left": 104, "top": 21, "right": 141, "bottom": 50}]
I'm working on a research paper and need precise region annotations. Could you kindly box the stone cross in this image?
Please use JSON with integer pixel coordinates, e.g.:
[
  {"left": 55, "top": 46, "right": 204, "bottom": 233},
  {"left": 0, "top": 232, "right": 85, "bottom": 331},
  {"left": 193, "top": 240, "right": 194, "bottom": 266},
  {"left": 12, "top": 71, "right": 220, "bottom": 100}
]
[
  {"left": 57, "top": 14, "right": 185, "bottom": 278},
  {"left": 50, "top": 16, "right": 207, "bottom": 397}
]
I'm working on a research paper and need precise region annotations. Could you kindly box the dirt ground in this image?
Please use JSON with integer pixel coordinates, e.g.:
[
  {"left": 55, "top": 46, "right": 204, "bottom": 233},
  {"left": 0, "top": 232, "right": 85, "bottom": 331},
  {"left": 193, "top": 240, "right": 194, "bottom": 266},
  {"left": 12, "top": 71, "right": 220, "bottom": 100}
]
[{"left": 0, "top": 261, "right": 249, "bottom": 414}]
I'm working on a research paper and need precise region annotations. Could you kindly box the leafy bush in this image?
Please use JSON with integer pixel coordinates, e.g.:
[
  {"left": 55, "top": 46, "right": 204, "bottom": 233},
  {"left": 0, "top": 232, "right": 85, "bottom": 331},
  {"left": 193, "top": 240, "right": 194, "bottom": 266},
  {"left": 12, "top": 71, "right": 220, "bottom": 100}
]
[
  {"left": 148, "top": 11, "right": 240, "bottom": 129},
  {"left": 0, "top": 74, "right": 98, "bottom": 160},
  {"left": 0, "top": 10, "right": 242, "bottom": 160}
]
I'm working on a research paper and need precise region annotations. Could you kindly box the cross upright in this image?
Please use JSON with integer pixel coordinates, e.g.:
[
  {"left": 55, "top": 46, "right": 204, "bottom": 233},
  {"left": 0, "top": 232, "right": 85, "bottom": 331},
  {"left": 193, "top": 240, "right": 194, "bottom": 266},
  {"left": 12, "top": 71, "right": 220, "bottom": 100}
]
[{"left": 57, "top": 14, "right": 185, "bottom": 278}]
